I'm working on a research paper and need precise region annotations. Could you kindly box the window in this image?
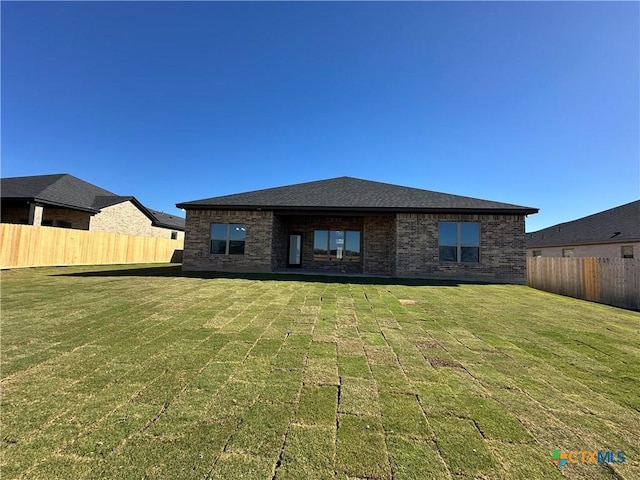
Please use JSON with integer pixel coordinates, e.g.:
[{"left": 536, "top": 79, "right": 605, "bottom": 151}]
[
  {"left": 210, "top": 224, "right": 245, "bottom": 255},
  {"left": 621, "top": 246, "right": 634, "bottom": 259},
  {"left": 41, "top": 219, "right": 54, "bottom": 227},
  {"left": 313, "top": 230, "right": 360, "bottom": 261},
  {"left": 171, "top": 231, "right": 178, "bottom": 240},
  {"left": 438, "top": 222, "right": 480, "bottom": 263},
  {"left": 55, "top": 220, "right": 72, "bottom": 228},
  {"left": 562, "top": 248, "right": 574, "bottom": 258},
  {"left": 532, "top": 250, "right": 542, "bottom": 257}
]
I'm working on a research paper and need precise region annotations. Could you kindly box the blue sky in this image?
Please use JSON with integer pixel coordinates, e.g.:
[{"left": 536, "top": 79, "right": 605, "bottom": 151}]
[{"left": 2, "top": 1, "right": 638, "bottom": 232}]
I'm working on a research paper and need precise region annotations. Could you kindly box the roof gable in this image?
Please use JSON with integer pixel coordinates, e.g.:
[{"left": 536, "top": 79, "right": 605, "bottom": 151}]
[
  {"left": 527, "top": 200, "right": 640, "bottom": 247},
  {"left": 177, "top": 176, "right": 537, "bottom": 214}
]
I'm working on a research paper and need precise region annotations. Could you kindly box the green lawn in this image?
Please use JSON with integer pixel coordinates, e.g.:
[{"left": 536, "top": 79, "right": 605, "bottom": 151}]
[{"left": 1, "top": 264, "right": 638, "bottom": 480}]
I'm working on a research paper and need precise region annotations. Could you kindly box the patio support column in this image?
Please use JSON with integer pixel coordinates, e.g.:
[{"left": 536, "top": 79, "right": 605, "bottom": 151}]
[{"left": 28, "top": 203, "right": 43, "bottom": 226}]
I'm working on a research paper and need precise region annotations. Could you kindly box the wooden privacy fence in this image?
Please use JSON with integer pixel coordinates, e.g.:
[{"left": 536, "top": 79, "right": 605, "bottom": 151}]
[
  {"left": 527, "top": 257, "right": 640, "bottom": 311},
  {"left": 0, "top": 224, "right": 184, "bottom": 268}
]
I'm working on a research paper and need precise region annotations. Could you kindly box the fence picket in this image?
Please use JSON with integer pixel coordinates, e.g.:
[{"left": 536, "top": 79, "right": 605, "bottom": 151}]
[
  {"left": 0, "top": 224, "right": 183, "bottom": 268},
  {"left": 527, "top": 257, "right": 639, "bottom": 310}
]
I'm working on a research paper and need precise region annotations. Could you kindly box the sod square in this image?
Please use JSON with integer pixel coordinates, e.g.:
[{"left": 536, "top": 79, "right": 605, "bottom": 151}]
[
  {"left": 225, "top": 402, "right": 294, "bottom": 458},
  {"left": 371, "top": 365, "right": 415, "bottom": 394},
  {"left": 386, "top": 435, "right": 450, "bottom": 480},
  {"left": 338, "top": 377, "right": 380, "bottom": 416},
  {"left": 208, "top": 452, "right": 275, "bottom": 480},
  {"left": 456, "top": 396, "right": 533, "bottom": 444},
  {"left": 304, "top": 357, "right": 339, "bottom": 385},
  {"left": 429, "top": 417, "right": 501, "bottom": 477},
  {"left": 380, "top": 392, "right": 431, "bottom": 438},
  {"left": 296, "top": 385, "right": 338, "bottom": 426},
  {"left": 364, "top": 346, "right": 399, "bottom": 366},
  {"left": 337, "top": 355, "right": 371, "bottom": 378},
  {"left": 276, "top": 425, "right": 335, "bottom": 480},
  {"left": 336, "top": 414, "right": 391, "bottom": 479}
]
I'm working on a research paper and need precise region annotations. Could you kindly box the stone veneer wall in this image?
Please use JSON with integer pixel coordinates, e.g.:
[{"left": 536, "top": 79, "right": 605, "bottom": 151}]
[
  {"left": 395, "top": 213, "right": 527, "bottom": 283},
  {"left": 90, "top": 201, "right": 183, "bottom": 239},
  {"left": 182, "top": 209, "right": 274, "bottom": 272}
]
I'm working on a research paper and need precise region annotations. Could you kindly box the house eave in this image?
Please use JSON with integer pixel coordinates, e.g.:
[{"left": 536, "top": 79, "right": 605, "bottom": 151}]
[
  {"left": 2, "top": 196, "right": 100, "bottom": 214},
  {"left": 177, "top": 204, "right": 538, "bottom": 216}
]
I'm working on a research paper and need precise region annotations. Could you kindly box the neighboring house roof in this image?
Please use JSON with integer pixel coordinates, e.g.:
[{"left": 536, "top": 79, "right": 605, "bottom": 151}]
[
  {"left": 147, "top": 209, "right": 186, "bottom": 230},
  {"left": 526, "top": 200, "right": 640, "bottom": 248},
  {"left": 177, "top": 176, "right": 538, "bottom": 214},
  {"left": 2, "top": 173, "right": 117, "bottom": 213},
  {"left": 1, "top": 173, "right": 185, "bottom": 230}
]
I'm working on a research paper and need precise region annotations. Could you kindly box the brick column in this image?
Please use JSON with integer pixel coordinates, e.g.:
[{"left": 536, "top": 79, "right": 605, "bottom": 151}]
[{"left": 28, "top": 203, "right": 43, "bottom": 226}]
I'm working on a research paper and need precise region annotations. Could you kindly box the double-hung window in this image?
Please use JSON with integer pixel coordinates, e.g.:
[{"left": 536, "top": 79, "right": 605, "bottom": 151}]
[
  {"left": 210, "top": 224, "right": 246, "bottom": 255},
  {"left": 438, "top": 222, "right": 480, "bottom": 263}
]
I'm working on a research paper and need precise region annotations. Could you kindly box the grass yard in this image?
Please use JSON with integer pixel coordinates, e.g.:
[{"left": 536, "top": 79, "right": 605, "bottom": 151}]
[{"left": 1, "top": 264, "right": 639, "bottom": 480}]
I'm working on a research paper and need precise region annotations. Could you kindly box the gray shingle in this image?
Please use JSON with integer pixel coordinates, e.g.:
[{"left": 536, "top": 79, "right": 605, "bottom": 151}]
[
  {"left": 526, "top": 200, "right": 640, "bottom": 247},
  {"left": 147, "top": 209, "right": 186, "bottom": 230},
  {"left": 2, "top": 174, "right": 116, "bottom": 212},
  {"left": 177, "top": 176, "right": 537, "bottom": 214}
]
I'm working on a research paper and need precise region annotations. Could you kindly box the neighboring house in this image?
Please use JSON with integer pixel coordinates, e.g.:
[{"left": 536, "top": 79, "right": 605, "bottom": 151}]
[
  {"left": 1, "top": 173, "right": 185, "bottom": 240},
  {"left": 177, "top": 177, "right": 538, "bottom": 283},
  {"left": 526, "top": 200, "right": 640, "bottom": 259}
]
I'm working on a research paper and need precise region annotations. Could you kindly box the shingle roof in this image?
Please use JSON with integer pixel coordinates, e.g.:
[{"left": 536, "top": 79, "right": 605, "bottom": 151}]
[
  {"left": 2, "top": 173, "right": 117, "bottom": 212},
  {"left": 177, "top": 177, "right": 537, "bottom": 214},
  {"left": 147, "top": 209, "right": 186, "bottom": 230},
  {"left": 526, "top": 200, "right": 640, "bottom": 248},
  {"left": 1, "top": 173, "right": 185, "bottom": 229}
]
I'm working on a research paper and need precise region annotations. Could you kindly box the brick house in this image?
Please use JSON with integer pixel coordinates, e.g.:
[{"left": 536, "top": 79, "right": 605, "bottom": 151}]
[
  {"left": 1, "top": 174, "right": 185, "bottom": 240},
  {"left": 177, "top": 177, "right": 537, "bottom": 283},
  {"left": 526, "top": 200, "right": 639, "bottom": 259}
]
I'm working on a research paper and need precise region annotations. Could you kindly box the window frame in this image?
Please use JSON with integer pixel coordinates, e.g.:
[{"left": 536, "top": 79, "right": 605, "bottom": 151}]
[
  {"left": 210, "top": 223, "right": 246, "bottom": 255},
  {"left": 621, "top": 245, "right": 634, "bottom": 259},
  {"left": 532, "top": 250, "right": 542, "bottom": 257},
  {"left": 562, "top": 248, "right": 575, "bottom": 258},
  {"left": 171, "top": 231, "right": 178, "bottom": 240},
  {"left": 313, "top": 230, "right": 361, "bottom": 262},
  {"left": 438, "top": 222, "right": 481, "bottom": 263}
]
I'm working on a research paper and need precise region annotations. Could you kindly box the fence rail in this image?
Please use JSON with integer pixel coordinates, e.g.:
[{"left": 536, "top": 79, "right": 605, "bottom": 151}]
[
  {"left": 0, "top": 224, "right": 183, "bottom": 268},
  {"left": 527, "top": 257, "right": 640, "bottom": 311}
]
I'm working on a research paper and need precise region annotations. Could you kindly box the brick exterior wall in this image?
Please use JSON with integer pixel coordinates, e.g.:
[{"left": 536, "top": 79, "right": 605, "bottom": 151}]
[
  {"left": 182, "top": 209, "right": 274, "bottom": 272},
  {"left": 90, "top": 201, "right": 184, "bottom": 240},
  {"left": 395, "top": 213, "right": 527, "bottom": 283},
  {"left": 271, "top": 215, "right": 288, "bottom": 270},
  {"left": 183, "top": 210, "right": 527, "bottom": 282},
  {"left": 527, "top": 242, "right": 640, "bottom": 259},
  {"left": 363, "top": 215, "right": 395, "bottom": 275}
]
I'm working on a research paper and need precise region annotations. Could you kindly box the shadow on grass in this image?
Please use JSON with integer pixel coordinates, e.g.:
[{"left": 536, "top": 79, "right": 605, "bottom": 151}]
[{"left": 54, "top": 265, "right": 494, "bottom": 287}]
